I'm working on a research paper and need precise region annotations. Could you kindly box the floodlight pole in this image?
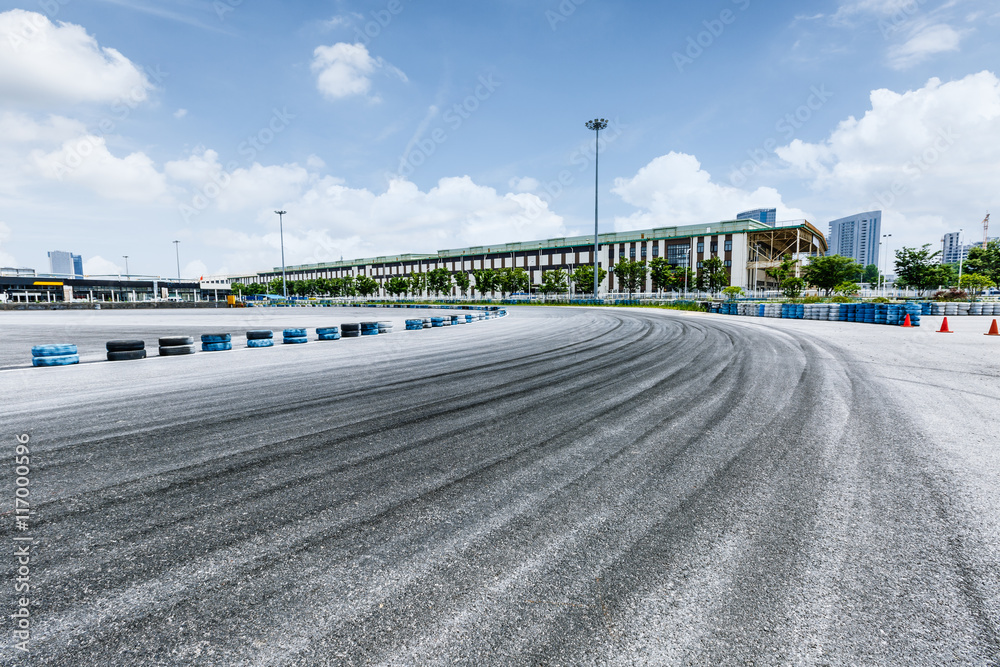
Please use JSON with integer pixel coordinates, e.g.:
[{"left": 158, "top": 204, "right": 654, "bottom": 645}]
[
  {"left": 275, "top": 210, "right": 288, "bottom": 299},
  {"left": 586, "top": 118, "right": 608, "bottom": 299}
]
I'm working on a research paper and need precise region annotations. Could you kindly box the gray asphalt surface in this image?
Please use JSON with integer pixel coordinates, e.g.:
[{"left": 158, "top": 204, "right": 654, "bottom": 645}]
[{"left": 2, "top": 306, "right": 999, "bottom": 666}]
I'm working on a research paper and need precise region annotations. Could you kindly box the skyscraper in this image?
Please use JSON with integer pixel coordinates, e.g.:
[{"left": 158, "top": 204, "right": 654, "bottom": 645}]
[
  {"left": 827, "top": 211, "right": 881, "bottom": 266},
  {"left": 48, "top": 251, "right": 84, "bottom": 277},
  {"left": 736, "top": 208, "right": 776, "bottom": 227}
]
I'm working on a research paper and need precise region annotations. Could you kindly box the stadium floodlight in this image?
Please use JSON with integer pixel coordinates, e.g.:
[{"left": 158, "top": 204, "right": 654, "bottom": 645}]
[
  {"left": 275, "top": 210, "right": 288, "bottom": 299},
  {"left": 585, "top": 118, "right": 608, "bottom": 298}
]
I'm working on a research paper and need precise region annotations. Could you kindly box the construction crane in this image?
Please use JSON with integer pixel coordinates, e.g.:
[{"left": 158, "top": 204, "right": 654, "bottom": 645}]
[{"left": 984, "top": 212, "right": 991, "bottom": 246}]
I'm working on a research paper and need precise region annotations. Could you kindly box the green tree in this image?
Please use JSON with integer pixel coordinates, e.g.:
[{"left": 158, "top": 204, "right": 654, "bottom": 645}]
[
  {"left": 964, "top": 240, "right": 1000, "bottom": 284},
  {"left": 700, "top": 256, "right": 729, "bottom": 293},
  {"left": 341, "top": 275, "right": 358, "bottom": 297},
  {"left": 428, "top": 267, "right": 453, "bottom": 296},
  {"left": 355, "top": 275, "right": 379, "bottom": 297},
  {"left": 540, "top": 269, "right": 569, "bottom": 295},
  {"left": 894, "top": 245, "right": 947, "bottom": 294},
  {"left": 612, "top": 259, "right": 648, "bottom": 297},
  {"left": 453, "top": 272, "right": 471, "bottom": 296},
  {"left": 801, "top": 255, "right": 862, "bottom": 296},
  {"left": 570, "top": 265, "right": 607, "bottom": 295},
  {"left": 230, "top": 282, "right": 247, "bottom": 296},
  {"left": 860, "top": 263, "right": 882, "bottom": 286},
  {"left": 766, "top": 254, "right": 799, "bottom": 284},
  {"left": 781, "top": 277, "right": 804, "bottom": 298},
  {"left": 267, "top": 277, "right": 286, "bottom": 296},
  {"left": 649, "top": 257, "right": 675, "bottom": 292},
  {"left": 497, "top": 268, "right": 529, "bottom": 297},
  {"left": 721, "top": 286, "right": 744, "bottom": 300},
  {"left": 834, "top": 281, "right": 860, "bottom": 296},
  {"left": 472, "top": 269, "right": 497, "bottom": 298},
  {"left": 959, "top": 273, "right": 995, "bottom": 295},
  {"left": 408, "top": 271, "right": 427, "bottom": 297},
  {"left": 386, "top": 276, "right": 409, "bottom": 296}
]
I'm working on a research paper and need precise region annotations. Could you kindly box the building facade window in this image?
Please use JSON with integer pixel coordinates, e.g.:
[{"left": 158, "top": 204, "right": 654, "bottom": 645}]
[
  {"left": 697, "top": 242, "right": 705, "bottom": 253},
  {"left": 697, "top": 261, "right": 704, "bottom": 268},
  {"left": 629, "top": 248, "right": 636, "bottom": 259},
  {"left": 652, "top": 245, "right": 659, "bottom": 257},
  {"left": 711, "top": 243, "right": 718, "bottom": 253},
  {"left": 724, "top": 241, "right": 732, "bottom": 252},
  {"left": 724, "top": 260, "right": 732, "bottom": 267}
]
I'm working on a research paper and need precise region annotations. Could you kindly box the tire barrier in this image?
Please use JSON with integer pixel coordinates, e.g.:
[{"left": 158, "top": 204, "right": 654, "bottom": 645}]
[
  {"left": 714, "top": 301, "right": 935, "bottom": 326},
  {"left": 405, "top": 319, "right": 423, "bottom": 331},
  {"left": 317, "top": 326, "right": 341, "bottom": 341},
  {"left": 159, "top": 336, "right": 195, "bottom": 357},
  {"left": 200, "top": 333, "right": 232, "bottom": 352},
  {"left": 283, "top": 328, "right": 308, "bottom": 344},
  {"left": 31, "top": 343, "right": 79, "bottom": 367},
  {"left": 246, "top": 330, "right": 274, "bottom": 340},
  {"left": 106, "top": 340, "right": 146, "bottom": 362},
  {"left": 342, "top": 322, "right": 361, "bottom": 338},
  {"left": 423, "top": 318, "right": 432, "bottom": 328},
  {"left": 377, "top": 321, "right": 393, "bottom": 334},
  {"left": 202, "top": 341, "right": 233, "bottom": 352},
  {"left": 360, "top": 322, "right": 380, "bottom": 336},
  {"left": 247, "top": 339, "right": 275, "bottom": 348},
  {"left": 431, "top": 317, "right": 444, "bottom": 328}
]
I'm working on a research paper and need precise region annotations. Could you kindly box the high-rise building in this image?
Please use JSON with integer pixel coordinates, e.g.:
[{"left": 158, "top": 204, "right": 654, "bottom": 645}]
[
  {"left": 827, "top": 211, "right": 881, "bottom": 266},
  {"left": 943, "top": 232, "right": 1000, "bottom": 264},
  {"left": 48, "top": 251, "right": 83, "bottom": 277},
  {"left": 736, "top": 208, "right": 776, "bottom": 227}
]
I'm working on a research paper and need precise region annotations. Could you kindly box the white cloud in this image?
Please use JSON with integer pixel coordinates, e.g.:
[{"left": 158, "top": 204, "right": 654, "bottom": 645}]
[
  {"left": 509, "top": 176, "right": 540, "bottom": 193},
  {"left": 173, "top": 108, "right": 188, "bottom": 119},
  {"left": 775, "top": 71, "right": 1000, "bottom": 245},
  {"left": 31, "top": 135, "right": 168, "bottom": 201},
  {"left": 0, "top": 221, "right": 16, "bottom": 266},
  {"left": 83, "top": 255, "right": 122, "bottom": 276},
  {"left": 311, "top": 42, "right": 406, "bottom": 101},
  {"left": 306, "top": 154, "right": 326, "bottom": 169},
  {"left": 183, "top": 260, "right": 208, "bottom": 280},
  {"left": 611, "top": 152, "right": 809, "bottom": 230},
  {"left": 165, "top": 149, "right": 310, "bottom": 212},
  {"left": 887, "top": 23, "right": 962, "bottom": 69},
  {"left": 0, "top": 10, "right": 152, "bottom": 107}
]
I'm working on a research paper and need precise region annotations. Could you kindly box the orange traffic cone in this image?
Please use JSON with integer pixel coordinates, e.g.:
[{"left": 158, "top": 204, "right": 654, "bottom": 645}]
[
  {"left": 938, "top": 317, "right": 953, "bottom": 333},
  {"left": 902, "top": 314, "right": 913, "bottom": 327},
  {"left": 986, "top": 319, "right": 1000, "bottom": 336}
]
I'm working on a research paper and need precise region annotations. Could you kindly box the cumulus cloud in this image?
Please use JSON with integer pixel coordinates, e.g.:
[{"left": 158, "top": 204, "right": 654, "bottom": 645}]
[
  {"left": 83, "top": 255, "right": 123, "bottom": 276},
  {"left": 611, "top": 152, "right": 809, "bottom": 230},
  {"left": 775, "top": 71, "right": 1000, "bottom": 243},
  {"left": 0, "top": 10, "right": 152, "bottom": 107},
  {"left": 31, "top": 135, "right": 168, "bottom": 201},
  {"left": 887, "top": 23, "right": 962, "bottom": 69},
  {"left": 165, "top": 149, "right": 311, "bottom": 212},
  {"left": 311, "top": 42, "right": 406, "bottom": 101},
  {"left": 173, "top": 108, "right": 188, "bottom": 119}
]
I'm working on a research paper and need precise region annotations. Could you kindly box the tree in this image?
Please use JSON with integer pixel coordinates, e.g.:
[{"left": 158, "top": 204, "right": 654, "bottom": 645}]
[
  {"left": 472, "top": 269, "right": 497, "bottom": 298},
  {"left": 571, "top": 265, "right": 607, "bottom": 295},
  {"left": 341, "top": 275, "right": 358, "bottom": 297},
  {"left": 766, "top": 254, "right": 799, "bottom": 284},
  {"left": 781, "top": 277, "right": 804, "bottom": 298},
  {"left": 408, "top": 271, "right": 428, "bottom": 297},
  {"left": 496, "top": 268, "right": 529, "bottom": 297},
  {"left": 428, "top": 267, "right": 453, "bottom": 296},
  {"left": 386, "top": 276, "right": 409, "bottom": 296},
  {"left": 964, "top": 240, "right": 1000, "bottom": 284},
  {"left": 649, "top": 257, "right": 675, "bottom": 292},
  {"left": 700, "top": 256, "right": 729, "bottom": 294},
  {"left": 801, "top": 255, "right": 861, "bottom": 296},
  {"left": 267, "top": 277, "right": 285, "bottom": 296},
  {"left": 721, "top": 286, "right": 744, "bottom": 300},
  {"left": 860, "top": 263, "right": 882, "bottom": 286},
  {"left": 230, "top": 282, "right": 247, "bottom": 296},
  {"left": 894, "top": 245, "right": 947, "bottom": 294},
  {"left": 612, "top": 259, "right": 649, "bottom": 297},
  {"left": 355, "top": 275, "right": 379, "bottom": 297},
  {"left": 959, "top": 273, "right": 995, "bottom": 295},
  {"left": 540, "top": 269, "right": 568, "bottom": 295},
  {"left": 833, "top": 281, "right": 860, "bottom": 296},
  {"left": 453, "top": 272, "right": 471, "bottom": 297}
]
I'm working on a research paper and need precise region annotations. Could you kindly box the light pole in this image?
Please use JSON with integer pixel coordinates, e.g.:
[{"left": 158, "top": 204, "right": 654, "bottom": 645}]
[
  {"left": 275, "top": 210, "right": 288, "bottom": 299},
  {"left": 880, "top": 233, "right": 891, "bottom": 296},
  {"left": 957, "top": 227, "right": 964, "bottom": 288},
  {"left": 684, "top": 247, "right": 690, "bottom": 299},
  {"left": 173, "top": 240, "right": 181, "bottom": 299},
  {"left": 586, "top": 118, "right": 608, "bottom": 299},
  {"left": 123, "top": 255, "right": 129, "bottom": 278}
]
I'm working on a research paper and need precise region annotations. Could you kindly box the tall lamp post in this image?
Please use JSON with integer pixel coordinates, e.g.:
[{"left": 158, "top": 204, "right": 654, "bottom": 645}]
[
  {"left": 123, "top": 255, "right": 129, "bottom": 278},
  {"left": 275, "top": 210, "right": 288, "bottom": 299},
  {"left": 173, "top": 240, "right": 181, "bottom": 300},
  {"left": 957, "top": 227, "right": 964, "bottom": 287},
  {"left": 585, "top": 118, "right": 608, "bottom": 298},
  {"left": 880, "top": 233, "right": 892, "bottom": 296}
]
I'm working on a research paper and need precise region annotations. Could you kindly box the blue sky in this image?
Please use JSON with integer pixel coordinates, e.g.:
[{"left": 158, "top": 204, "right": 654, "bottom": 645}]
[{"left": 0, "top": 0, "right": 998, "bottom": 278}]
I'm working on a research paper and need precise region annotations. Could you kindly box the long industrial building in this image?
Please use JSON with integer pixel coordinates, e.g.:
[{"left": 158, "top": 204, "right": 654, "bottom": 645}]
[{"left": 238, "top": 218, "right": 828, "bottom": 294}]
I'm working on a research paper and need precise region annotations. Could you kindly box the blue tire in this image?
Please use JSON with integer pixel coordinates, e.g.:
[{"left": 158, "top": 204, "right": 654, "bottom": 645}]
[
  {"left": 32, "top": 344, "right": 77, "bottom": 357},
  {"left": 316, "top": 327, "right": 339, "bottom": 335},
  {"left": 283, "top": 328, "right": 307, "bottom": 338},
  {"left": 283, "top": 336, "right": 308, "bottom": 344},
  {"left": 202, "top": 342, "right": 232, "bottom": 352},
  {"left": 318, "top": 333, "right": 341, "bottom": 341},
  {"left": 32, "top": 354, "right": 79, "bottom": 367},
  {"left": 247, "top": 339, "right": 274, "bottom": 348},
  {"left": 201, "top": 334, "right": 231, "bottom": 343}
]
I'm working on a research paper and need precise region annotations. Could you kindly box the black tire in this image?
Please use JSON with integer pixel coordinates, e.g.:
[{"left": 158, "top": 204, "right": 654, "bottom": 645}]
[
  {"left": 246, "top": 330, "right": 273, "bottom": 340},
  {"left": 107, "top": 349, "right": 146, "bottom": 361},
  {"left": 159, "top": 336, "right": 194, "bottom": 347},
  {"left": 341, "top": 323, "right": 361, "bottom": 332},
  {"left": 106, "top": 340, "right": 144, "bottom": 352},
  {"left": 159, "top": 345, "right": 196, "bottom": 356},
  {"left": 342, "top": 330, "right": 361, "bottom": 338}
]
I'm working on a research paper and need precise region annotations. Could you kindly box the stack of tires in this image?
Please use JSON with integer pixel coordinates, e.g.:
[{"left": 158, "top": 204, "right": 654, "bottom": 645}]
[
  {"left": 377, "top": 321, "right": 393, "bottom": 334},
  {"left": 32, "top": 344, "right": 79, "bottom": 367},
  {"left": 874, "top": 304, "right": 888, "bottom": 325},
  {"left": 159, "top": 336, "right": 195, "bottom": 357},
  {"left": 283, "top": 328, "right": 308, "bottom": 344},
  {"left": 247, "top": 330, "right": 274, "bottom": 348},
  {"left": 317, "top": 327, "right": 340, "bottom": 341},
  {"left": 903, "top": 303, "right": 922, "bottom": 326},
  {"left": 342, "top": 323, "right": 361, "bottom": 338},
  {"left": 431, "top": 317, "right": 444, "bottom": 328},
  {"left": 441, "top": 317, "right": 452, "bottom": 327},
  {"left": 422, "top": 318, "right": 432, "bottom": 328},
  {"left": 107, "top": 340, "right": 146, "bottom": 361},
  {"left": 202, "top": 333, "right": 232, "bottom": 352},
  {"left": 360, "top": 322, "right": 379, "bottom": 336},
  {"left": 832, "top": 304, "right": 846, "bottom": 321},
  {"left": 465, "top": 314, "right": 474, "bottom": 323},
  {"left": 405, "top": 319, "right": 423, "bottom": 331}
]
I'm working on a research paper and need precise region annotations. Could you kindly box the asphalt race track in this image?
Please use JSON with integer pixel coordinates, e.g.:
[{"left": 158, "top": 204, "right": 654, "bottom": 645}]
[{"left": 2, "top": 306, "right": 999, "bottom": 666}]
